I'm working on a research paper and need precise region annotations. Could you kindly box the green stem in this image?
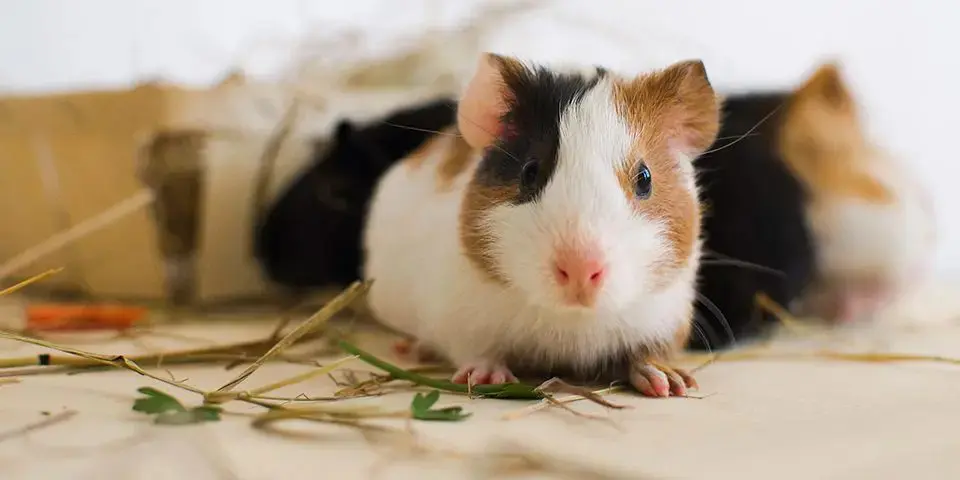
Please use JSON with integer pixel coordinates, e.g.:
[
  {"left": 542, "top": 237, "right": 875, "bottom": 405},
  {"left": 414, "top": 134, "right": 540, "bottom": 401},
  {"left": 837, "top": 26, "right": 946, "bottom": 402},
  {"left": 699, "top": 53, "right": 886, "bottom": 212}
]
[{"left": 337, "top": 340, "right": 542, "bottom": 399}]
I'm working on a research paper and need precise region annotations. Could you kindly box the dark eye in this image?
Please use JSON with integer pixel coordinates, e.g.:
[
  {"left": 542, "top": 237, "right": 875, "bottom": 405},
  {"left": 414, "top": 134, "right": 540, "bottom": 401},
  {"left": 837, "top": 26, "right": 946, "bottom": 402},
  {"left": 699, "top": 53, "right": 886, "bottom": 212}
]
[
  {"left": 634, "top": 164, "right": 653, "bottom": 199},
  {"left": 520, "top": 160, "right": 540, "bottom": 190}
]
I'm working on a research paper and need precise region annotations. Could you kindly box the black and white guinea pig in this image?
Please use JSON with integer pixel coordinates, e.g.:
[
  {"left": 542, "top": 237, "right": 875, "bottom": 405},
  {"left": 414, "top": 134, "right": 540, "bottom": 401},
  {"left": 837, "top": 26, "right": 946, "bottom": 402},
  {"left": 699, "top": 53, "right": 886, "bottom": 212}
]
[
  {"left": 362, "top": 53, "right": 722, "bottom": 397},
  {"left": 253, "top": 98, "right": 457, "bottom": 291},
  {"left": 690, "top": 63, "right": 937, "bottom": 351}
]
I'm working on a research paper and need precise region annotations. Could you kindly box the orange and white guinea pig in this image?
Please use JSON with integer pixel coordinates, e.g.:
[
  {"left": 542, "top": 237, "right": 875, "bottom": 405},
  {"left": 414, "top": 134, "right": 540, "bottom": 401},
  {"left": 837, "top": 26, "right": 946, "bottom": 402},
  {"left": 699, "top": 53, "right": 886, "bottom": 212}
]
[
  {"left": 361, "top": 53, "right": 721, "bottom": 397},
  {"left": 776, "top": 64, "right": 938, "bottom": 324}
]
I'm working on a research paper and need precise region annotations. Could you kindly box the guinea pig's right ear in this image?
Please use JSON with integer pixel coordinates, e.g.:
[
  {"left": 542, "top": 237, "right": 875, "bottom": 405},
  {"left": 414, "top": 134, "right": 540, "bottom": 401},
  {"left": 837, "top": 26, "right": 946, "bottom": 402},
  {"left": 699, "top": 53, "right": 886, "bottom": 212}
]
[
  {"left": 794, "top": 62, "right": 854, "bottom": 111},
  {"left": 623, "top": 59, "right": 721, "bottom": 159},
  {"left": 457, "top": 53, "right": 524, "bottom": 150}
]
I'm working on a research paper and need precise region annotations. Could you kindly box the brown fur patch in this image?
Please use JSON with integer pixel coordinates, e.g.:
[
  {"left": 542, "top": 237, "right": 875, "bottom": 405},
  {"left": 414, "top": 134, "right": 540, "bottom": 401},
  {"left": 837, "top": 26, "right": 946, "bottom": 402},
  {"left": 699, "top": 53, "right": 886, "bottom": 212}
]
[
  {"left": 403, "top": 132, "right": 447, "bottom": 170},
  {"left": 459, "top": 183, "right": 514, "bottom": 284},
  {"left": 612, "top": 60, "right": 720, "bottom": 284},
  {"left": 777, "top": 63, "right": 894, "bottom": 204},
  {"left": 435, "top": 129, "right": 478, "bottom": 192}
]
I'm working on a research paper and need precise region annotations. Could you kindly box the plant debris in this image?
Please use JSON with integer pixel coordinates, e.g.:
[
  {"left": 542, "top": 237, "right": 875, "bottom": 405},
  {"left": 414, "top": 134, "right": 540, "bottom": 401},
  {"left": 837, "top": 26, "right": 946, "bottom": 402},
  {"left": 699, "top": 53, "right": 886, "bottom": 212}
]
[
  {"left": 0, "top": 409, "right": 77, "bottom": 443},
  {"left": 132, "top": 387, "right": 223, "bottom": 425},
  {"left": 337, "top": 340, "right": 544, "bottom": 399},
  {"left": 207, "top": 281, "right": 370, "bottom": 401},
  {"left": 410, "top": 390, "right": 470, "bottom": 422},
  {"left": 535, "top": 378, "right": 628, "bottom": 410},
  {"left": 0, "top": 267, "right": 64, "bottom": 297}
]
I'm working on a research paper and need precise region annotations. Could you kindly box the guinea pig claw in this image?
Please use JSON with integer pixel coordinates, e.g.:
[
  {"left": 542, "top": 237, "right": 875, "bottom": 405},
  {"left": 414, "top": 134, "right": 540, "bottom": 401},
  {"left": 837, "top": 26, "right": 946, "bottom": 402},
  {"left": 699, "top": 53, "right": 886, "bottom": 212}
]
[
  {"left": 630, "top": 361, "right": 698, "bottom": 398},
  {"left": 452, "top": 360, "right": 517, "bottom": 386}
]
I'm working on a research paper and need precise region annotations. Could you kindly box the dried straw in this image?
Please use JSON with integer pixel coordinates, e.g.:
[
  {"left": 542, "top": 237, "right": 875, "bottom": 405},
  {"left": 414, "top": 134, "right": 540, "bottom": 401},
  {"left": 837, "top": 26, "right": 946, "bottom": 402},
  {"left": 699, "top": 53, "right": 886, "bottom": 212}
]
[{"left": 0, "top": 191, "right": 154, "bottom": 281}]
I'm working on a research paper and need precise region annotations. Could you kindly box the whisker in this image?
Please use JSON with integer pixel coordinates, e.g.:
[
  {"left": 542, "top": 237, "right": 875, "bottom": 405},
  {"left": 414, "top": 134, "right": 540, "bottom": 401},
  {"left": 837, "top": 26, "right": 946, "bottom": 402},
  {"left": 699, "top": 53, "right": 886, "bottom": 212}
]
[
  {"left": 700, "top": 259, "right": 786, "bottom": 277},
  {"left": 713, "top": 132, "right": 760, "bottom": 141},
  {"left": 691, "top": 320, "right": 713, "bottom": 354},
  {"left": 448, "top": 105, "right": 525, "bottom": 166},
  {"left": 379, "top": 121, "right": 460, "bottom": 137},
  {"left": 701, "top": 103, "right": 783, "bottom": 156},
  {"left": 701, "top": 249, "right": 785, "bottom": 277},
  {"left": 694, "top": 292, "right": 737, "bottom": 349}
]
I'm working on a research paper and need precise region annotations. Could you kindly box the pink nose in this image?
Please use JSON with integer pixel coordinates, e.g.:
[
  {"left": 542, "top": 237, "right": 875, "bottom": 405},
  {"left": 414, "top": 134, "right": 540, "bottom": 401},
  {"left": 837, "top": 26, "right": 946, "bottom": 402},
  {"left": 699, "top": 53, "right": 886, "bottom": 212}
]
[{"left": 553, "top": 247, "right": 606, "bottom": 307}]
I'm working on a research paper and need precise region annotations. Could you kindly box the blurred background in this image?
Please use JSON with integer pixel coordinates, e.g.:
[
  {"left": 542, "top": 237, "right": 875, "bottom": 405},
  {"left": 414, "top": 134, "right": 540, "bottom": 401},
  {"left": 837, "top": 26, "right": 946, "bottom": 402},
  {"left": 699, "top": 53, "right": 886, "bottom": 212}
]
[{"left": 2, "top": 0, "right": 959, "bottom": 309}]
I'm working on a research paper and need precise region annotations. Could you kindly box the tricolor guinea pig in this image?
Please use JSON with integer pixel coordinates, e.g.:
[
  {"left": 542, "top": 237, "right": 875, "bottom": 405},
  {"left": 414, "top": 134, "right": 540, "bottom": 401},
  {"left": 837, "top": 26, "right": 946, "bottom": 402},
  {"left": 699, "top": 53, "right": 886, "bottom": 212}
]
[
  {"left": 362, "top": 53, "right": 722, "bottom": 397},
  {"left": 689, "top": 62, "right": 936, "bottom": 350},
  {"left": 254, "top": 98, "right": 457, "bottom": 291}
]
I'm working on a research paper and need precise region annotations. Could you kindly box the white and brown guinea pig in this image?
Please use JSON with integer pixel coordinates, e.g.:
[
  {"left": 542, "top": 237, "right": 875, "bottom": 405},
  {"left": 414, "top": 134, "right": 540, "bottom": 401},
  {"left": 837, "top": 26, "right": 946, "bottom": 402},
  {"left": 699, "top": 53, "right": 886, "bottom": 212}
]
[
  {"left": 776, "top": 63, "right": 937, "bottom": 325},
  {"left": 362, "top": 52, "right": 721, "bottom": 397}
]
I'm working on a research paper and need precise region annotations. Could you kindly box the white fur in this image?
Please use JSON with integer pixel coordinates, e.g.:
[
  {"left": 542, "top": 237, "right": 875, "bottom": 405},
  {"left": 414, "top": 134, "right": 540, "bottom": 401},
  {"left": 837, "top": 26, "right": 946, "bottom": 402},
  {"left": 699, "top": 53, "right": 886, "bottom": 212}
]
[
  {"left": 808, "top": 151, "right": 936, "bottom": 293},
  {"left": 363, "top": 77, "right": 700, "bottom": 372}
]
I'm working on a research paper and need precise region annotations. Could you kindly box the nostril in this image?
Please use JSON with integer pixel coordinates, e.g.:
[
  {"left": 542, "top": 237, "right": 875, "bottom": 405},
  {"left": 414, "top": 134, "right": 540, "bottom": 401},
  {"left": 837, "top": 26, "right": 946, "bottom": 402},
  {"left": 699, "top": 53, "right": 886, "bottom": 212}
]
[
  {"left": 554, "top": 264, "right": 570, "bottom": 284},
  {"left": 589, "top": 268, "right": 605, "bottom": 285}
]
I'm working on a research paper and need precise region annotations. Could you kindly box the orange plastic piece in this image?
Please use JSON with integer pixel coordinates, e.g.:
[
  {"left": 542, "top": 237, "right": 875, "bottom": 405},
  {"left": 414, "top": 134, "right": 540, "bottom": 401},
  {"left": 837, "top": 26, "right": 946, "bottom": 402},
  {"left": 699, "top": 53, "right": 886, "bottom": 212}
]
[{"left": 25, "top": 304, "right": 145, "bottom": 332}]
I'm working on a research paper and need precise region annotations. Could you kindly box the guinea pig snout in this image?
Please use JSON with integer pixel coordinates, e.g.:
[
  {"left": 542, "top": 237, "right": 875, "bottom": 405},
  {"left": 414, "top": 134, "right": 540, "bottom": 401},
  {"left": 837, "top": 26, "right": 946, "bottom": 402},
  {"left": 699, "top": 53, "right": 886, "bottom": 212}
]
[{"left": 552, "top": 241, "right": 607, "bottom": 308}]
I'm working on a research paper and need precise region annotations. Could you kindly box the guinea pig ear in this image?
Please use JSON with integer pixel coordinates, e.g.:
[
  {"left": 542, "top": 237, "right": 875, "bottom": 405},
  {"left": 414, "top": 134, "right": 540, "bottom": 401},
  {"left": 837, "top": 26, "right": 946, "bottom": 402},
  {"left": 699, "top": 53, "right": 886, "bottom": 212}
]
[
  {"left": 333, "top": 120, "right": 355, "bottom": 143},
  {"left": 794, "top": 62, "right": 854, "bottom": 110},
  {"left": 778, "top": 62, "right": 894, "bottom": 203},
  {"left": 457, "top": 53, "right": 524, "bottom": 150},
  {"left": 631, "top": 59, "right": 721, "bottom": 159}
]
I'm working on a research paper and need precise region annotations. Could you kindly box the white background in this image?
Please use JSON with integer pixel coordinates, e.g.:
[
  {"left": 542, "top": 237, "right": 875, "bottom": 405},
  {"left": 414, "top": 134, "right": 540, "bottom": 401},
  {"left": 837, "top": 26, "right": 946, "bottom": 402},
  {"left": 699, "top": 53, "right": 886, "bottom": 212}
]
[{"left": 2, "top": 0, "right": 959, "bottom": 278}]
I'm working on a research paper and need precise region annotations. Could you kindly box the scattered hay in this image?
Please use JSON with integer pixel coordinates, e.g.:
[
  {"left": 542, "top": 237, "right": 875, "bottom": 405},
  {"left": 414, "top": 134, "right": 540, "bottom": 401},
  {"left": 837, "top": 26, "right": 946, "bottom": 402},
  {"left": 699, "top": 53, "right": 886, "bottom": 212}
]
[{"left": 0, "top": 410, "right": 78, "bottom": 444}]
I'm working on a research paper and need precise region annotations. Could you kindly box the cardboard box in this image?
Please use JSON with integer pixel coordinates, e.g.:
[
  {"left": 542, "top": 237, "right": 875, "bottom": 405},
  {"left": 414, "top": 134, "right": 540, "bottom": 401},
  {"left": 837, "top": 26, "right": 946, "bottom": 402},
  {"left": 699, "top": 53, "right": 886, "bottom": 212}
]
[{"left": 0, "top": 78, "right": 452, "bottom": 306}]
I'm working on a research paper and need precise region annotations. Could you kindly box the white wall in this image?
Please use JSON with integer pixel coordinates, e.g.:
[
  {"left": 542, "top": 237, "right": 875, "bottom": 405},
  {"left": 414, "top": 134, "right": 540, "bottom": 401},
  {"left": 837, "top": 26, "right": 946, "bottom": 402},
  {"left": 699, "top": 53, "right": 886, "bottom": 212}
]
[{"left": 3, "top": 0, "right": 960, "bottom": 278}]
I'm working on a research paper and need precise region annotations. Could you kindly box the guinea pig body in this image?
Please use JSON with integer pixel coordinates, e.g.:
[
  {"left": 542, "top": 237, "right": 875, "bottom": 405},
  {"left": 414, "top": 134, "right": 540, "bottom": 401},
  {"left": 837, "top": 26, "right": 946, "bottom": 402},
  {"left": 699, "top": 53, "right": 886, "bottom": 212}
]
[
  {"left": 775, "top": 64, "right": 937, "bottom": 325},
  {"left": 689, "top": 63, "right": 937, "bottom": 350},
  {"left": 690, "top": 92, "right": 817, "bottom": 350},
  {"left": 363, "top": 54, "right": 721, "bottom": 396},
  {"left": 254, "top": 98, "right": 457, "bottom": 291}
]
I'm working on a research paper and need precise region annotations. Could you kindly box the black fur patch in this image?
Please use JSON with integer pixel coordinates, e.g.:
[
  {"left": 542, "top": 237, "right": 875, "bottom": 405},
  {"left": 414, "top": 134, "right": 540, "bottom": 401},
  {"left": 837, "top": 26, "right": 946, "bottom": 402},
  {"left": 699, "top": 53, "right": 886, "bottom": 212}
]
[
  {"left": 254, "top": 98, "right": 457, "bottom": 291},
  {"left": 470, "top": 61, "right": 604, "bottom": 204},
  {"left": 690, "top": 93, "right": 817, "bottom": 350}
]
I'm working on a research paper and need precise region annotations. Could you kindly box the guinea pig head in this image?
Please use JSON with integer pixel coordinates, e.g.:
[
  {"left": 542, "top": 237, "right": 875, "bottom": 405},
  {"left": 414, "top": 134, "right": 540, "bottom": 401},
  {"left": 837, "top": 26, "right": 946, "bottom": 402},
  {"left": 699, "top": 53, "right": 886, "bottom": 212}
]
[{"left": 457, "top": 53, "right": 721, "bottom": 312}]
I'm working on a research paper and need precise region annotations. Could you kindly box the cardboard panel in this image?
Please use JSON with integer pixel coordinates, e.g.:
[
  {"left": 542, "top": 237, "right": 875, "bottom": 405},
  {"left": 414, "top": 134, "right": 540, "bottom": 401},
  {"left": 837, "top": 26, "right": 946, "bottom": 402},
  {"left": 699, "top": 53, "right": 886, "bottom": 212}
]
[
  {"left": 0, "top": 133, "right": 83, "bottom": 291},
  {"left": 193, "top": 133, "right": 314, "bottom": 303},
  {"left": 0, "top": 85, "right": 177, "bottom": 300}
]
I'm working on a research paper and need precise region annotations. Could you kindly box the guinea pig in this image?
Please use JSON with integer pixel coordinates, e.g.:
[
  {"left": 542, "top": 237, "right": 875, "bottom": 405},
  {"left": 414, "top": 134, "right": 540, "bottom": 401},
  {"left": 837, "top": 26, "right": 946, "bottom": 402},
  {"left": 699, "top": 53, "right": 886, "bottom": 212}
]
[
  {"left": 362, "top": 53, "right": 722, "bottom": 397},
  {"left": 689, "top": 62, "right": 937, "bottom": 350},
  {"left": 254, "top": 98, "right": 457, "bottom": 291},
  {"left": 689, "top": 89, "right": 817, "bottom": 351},
  {"left": 776, "top": 63, "right": 936, "bottom": 326}
]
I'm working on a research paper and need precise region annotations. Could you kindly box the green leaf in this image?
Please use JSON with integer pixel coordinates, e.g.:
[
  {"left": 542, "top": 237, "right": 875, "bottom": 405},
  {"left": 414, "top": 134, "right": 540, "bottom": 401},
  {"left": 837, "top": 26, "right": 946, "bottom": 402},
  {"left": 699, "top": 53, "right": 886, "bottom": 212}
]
[
  {"left": 132, "top": 387, "right": 222, "bottom": 426},
  {"left": 411, "top": 390, "right": 440, "bottom": 412},
  {"left": 410, "top": 390, "right": 471, "bottom": 422},
  {"left": 413, "top": 405, "right": 471, "bottom": 421},
  {"left": 154, "top": 406, "right": 223, "bottom": 425},
  {"left": 132, "top": 387, "right": 186, "bottom": 414}
]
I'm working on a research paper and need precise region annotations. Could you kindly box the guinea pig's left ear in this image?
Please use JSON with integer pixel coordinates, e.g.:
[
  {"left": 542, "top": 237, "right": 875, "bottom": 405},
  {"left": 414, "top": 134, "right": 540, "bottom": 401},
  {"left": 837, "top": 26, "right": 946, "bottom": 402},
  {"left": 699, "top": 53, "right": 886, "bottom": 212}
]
[
  {"left": 632, "top": 59, "right": 721, "bottom": 159},
  {"left": 457, "top": 53, "right": 525, "bottom": 150}
]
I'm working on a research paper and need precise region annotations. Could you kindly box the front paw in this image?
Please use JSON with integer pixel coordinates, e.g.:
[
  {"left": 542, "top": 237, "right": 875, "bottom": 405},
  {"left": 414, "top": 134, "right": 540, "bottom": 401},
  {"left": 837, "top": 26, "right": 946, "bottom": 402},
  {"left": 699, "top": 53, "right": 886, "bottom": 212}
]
[
  {"left": 629, "top": 360, "right": 698, "bottom": 397},
  {"left": 451, "top": 360, "right": 518, "bottom": 386}
]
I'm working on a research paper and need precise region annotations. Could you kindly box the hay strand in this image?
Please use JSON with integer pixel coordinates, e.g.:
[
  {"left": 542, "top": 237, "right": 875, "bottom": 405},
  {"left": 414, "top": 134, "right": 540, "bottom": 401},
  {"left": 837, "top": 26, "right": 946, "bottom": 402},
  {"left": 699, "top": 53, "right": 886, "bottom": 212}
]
[
  {"left": 209, "top": 280, "right": 369, "bottom": 398},
  {"left": 239, "top": 355, "right": 359, "bottom": 399},
  {"left": 0, "top": 268, "right": 64, "bottom": 297},
  {"left": 0, "top": 190, "right": 153, "bottom": 281},
  {"left": 337, "top": 339, "right": 543, "bottom": 399}
]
